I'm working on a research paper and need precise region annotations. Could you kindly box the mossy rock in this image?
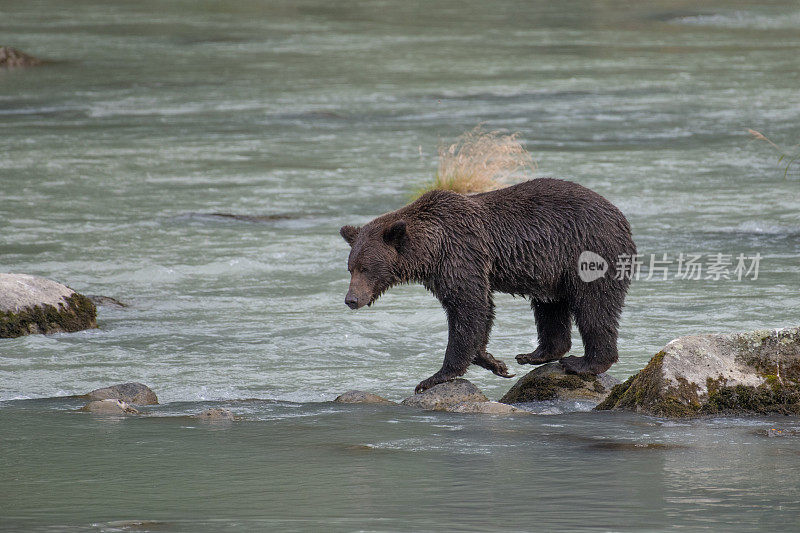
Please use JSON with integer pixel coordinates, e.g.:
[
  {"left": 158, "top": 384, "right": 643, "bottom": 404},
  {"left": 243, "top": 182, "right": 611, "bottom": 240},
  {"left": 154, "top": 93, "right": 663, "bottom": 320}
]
[
  {"left": 596, "top": 326, "right": 800, "bottom": 417},
  {"left": 499, "top": 362, "right": 620, "bottom": 404},
  {"left": 0, "top": 273, "right": 97, "bottom": 338}
]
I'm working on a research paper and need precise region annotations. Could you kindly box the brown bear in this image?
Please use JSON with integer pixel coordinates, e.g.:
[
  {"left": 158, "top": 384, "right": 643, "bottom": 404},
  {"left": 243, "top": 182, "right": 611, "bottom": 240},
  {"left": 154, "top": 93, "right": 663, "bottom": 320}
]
[{"left": 340, "top": 178, "right": 636, "bottom": 393}]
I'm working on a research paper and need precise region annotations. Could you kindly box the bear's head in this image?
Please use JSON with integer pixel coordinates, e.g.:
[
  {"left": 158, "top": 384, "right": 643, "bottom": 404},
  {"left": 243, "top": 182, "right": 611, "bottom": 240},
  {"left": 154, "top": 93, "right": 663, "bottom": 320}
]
[{"left": 340, "top": 219, "right": 407, "bottom": 309}]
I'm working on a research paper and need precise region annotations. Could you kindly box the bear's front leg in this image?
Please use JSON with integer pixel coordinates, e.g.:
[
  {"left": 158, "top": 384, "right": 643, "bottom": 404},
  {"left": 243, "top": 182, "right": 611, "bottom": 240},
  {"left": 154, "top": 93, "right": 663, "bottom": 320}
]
[
  {"left": 415, "top": 370, "right": 464, "bottom": 394},
  {"left": 473, "top": 351, "right": 515, "bottom": 378},
  {"left": 415, "top": 294, "right": 493, "bottom": 393}
]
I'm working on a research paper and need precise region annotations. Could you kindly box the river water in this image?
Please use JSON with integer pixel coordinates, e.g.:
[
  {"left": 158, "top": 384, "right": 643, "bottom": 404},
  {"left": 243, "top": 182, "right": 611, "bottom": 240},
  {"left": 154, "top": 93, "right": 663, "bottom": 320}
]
[{"left": 1, "top": 0, "right": 799, "bottom": 531}]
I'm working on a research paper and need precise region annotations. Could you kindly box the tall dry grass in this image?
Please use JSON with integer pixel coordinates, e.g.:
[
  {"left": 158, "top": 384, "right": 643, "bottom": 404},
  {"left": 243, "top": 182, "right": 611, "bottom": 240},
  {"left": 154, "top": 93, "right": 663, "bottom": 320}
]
[
  {"left": 748, "top": 129, "right": 799, "bottom": 179},
  {"left": 416, "top": 125, "right": 536, "bottom": 197}
]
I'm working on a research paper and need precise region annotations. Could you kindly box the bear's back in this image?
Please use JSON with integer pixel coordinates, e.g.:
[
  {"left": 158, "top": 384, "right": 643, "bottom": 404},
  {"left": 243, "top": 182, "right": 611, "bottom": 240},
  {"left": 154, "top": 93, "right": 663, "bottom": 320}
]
[{"left": 471, "top": 178, "right": 634, "bottom": 296}]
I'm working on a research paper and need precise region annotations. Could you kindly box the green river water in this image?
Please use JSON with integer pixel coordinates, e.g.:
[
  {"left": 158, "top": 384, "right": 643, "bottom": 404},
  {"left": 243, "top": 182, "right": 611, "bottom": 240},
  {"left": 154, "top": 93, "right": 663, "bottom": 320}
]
[{"left": 1, "top": 0, "right": 799, "bottom": 531}]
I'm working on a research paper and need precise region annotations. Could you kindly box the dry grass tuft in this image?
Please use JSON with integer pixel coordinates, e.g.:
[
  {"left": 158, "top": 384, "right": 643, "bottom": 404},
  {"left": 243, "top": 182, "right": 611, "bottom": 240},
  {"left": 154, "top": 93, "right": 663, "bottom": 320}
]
[
  {"left": 417, "top": 125, "right": 536, "bottom": 197},
  {"left": 748, "top": 129, "right": 799, "bottom": 179}
]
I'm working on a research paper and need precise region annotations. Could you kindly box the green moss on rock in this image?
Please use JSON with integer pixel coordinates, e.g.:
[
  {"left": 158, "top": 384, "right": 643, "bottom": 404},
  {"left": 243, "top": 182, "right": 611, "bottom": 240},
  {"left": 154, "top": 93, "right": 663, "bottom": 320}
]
[
  {"left": 0, "top": 293, "right": 96, "bottom": 338},
  {"left": 595, "top": 350, "right": 705, "bottom": 417},
  {"left": 703, "top": 379, "right": 800, "bottom": 416},
  {"left": 500, "top": 362, "right": 619, "bottom": 403},
  {"left": 595, "top": 376, "right": 634, "bottom": 410}
]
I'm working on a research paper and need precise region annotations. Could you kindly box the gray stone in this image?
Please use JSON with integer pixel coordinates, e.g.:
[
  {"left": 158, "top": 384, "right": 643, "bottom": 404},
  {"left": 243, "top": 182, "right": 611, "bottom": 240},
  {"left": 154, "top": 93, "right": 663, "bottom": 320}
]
[
  {"left": 0, "top": 273, "right": 96, "bottom": 338},
  {"left": 334, "top": 390, "right": 395, "bottom": 404},
  {"left": 401, "top": 379, "right": 488, "bottom": 411},
  {"left": 597, "top": 326, "right": 800, "bottom": 417},
  {"left": 0, "top": 46, "right": 41, "bottom": 68},
  {"left": 449, "top": 401, "right": 527, "bottom": 415},
  {"left": 499, "top": 362, "right": 619, "bottom": 404},
  {"left": 80, "top": 399, "right": 139, "bottom": 415},
  {"left": 194, "top": 408, "right": 236, "bottom": 421},
  {"left": 86, "top": 382, "right": 159, "bottom": 405}
]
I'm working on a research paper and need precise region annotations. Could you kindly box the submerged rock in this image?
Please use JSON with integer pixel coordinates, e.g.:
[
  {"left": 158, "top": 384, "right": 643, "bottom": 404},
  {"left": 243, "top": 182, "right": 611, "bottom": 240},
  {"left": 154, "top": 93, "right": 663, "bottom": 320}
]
[
  {"left": 80, "top": 399, "right": 139, "bottom": 415},
  {"left": 450, "top": 401, "right": 526, "bottom": 415},
  {"left": 334, "top": 390, "right": 395, "bottom": 404},
  {"left": 499, "top": 362, "right": 620, "bottom": 404},
  {"left": 401, "top": 379, "right": 488, "bottom": 411},
  {"left": 194, "top": 408, "right": 236, "bottom": 421},
  {"left": 0, "top": 273, "right": 97, "bottom": 338},
  {"left": 596, "top": 326, "right": 800, "bottom": 417},
  {"left": 85, "top": 382, "right": 159, "bottom": 405},
  {"left": 0, "top": 46, "right": 42, "bottom": 68},
  {"left": 86, "top": 294, "right": 128, "bottom": 308}
]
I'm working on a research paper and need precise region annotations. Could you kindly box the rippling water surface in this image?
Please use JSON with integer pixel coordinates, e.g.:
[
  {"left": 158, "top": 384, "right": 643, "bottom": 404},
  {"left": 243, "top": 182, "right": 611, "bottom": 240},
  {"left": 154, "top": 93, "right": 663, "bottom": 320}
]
[{"left": 1, "top": 0, "right": 799, "bottom": 531}]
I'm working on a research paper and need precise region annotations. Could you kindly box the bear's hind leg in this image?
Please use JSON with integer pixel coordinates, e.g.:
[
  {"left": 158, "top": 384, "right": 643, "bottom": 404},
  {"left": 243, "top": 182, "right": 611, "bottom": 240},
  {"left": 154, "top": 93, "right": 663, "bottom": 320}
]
[
  {"left": 560, "top": 301, "right": 619, "bottom": 375},
  {"left": 516, "top": 300, "right": 572, "bottom": 365}
]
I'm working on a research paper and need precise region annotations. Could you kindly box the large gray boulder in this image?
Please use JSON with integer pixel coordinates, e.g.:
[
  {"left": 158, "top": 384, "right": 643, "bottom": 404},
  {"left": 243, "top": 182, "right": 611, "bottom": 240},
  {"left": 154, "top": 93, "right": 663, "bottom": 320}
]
[
  {"left": 499, "top": 362, "right": 620, "bottom": 404},
  {"left": 334, "top": 390, "right": 395, "bottom": 404},
  {"left": 597, "top": 326, "right": 800, "bottom": 417},
  {"left": 0, "top": 47, "right": 41, "bottom": 68},
  {"left": 401, "top": 379, "right": 489, "bottom": 411},
  {"left": 85, "top": 382, "right": 159, "bottom": 405},
  {"left": 0, "top": 273, "right": 97, "bottom": 338}
]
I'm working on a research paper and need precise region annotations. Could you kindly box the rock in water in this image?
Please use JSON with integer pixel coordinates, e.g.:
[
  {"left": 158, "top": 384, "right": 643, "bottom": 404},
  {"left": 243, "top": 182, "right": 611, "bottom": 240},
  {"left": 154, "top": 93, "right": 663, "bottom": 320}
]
[
  {"left": 596, "top": 326, "right": 800, "bottom": 417},
  {"left": 334, "top": 390, "right": 394, "bottom": 404},
  {"left": 0, "top": 273, "right": 97, "bottom": 338},
  {"left": 449, "top": 401, "right": 526, "bottom": 415},
  {"left": 499, "top": 362, "right": 620, "bottom": 404},
  {"left": 86, "top": 383, "right": 159, "bottom": 405},
  {"left": 0, "top": 47, "right": 42, "bottom": 68},
  {"left": 194, "top": 408, "right": 236, "bottom": 421},
  {"left": 401, "top": 379, "right": 488, "bottom": 411},
  {"left": 86, "top": 295, "right": 128, "bottom": 308},
  {"left": 80, "top": 399, "right": 139, "bottom": 415}
]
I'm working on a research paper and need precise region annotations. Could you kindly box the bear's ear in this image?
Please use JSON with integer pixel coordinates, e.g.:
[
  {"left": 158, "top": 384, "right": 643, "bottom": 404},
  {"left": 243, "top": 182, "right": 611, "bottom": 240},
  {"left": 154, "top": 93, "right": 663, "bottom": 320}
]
[
  {"left": 383, "top": 220, "right": 407, "bottom": 249},
  {"left": 340, "top": 225, "right": 360, "bottom": 246}
]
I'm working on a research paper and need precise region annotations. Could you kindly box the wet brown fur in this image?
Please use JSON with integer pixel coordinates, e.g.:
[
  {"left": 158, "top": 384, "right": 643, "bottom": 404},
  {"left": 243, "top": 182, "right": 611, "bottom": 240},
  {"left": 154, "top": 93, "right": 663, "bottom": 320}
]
[{"left": 341, "top": 178, "right": 635, "bottom": 393}]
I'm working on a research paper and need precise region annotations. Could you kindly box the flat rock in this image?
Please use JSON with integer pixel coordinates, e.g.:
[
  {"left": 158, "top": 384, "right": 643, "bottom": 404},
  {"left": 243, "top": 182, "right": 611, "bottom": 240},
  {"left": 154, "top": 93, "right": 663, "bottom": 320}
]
[
  {"left": 0, "top": 46, "right": 42, "bottom": 68},
  {"left": 0, "top": 273, "right": 97, "bottom": 338},
  {"left": 401, "top": 379, "right": 488, "bottom": 411},
  {"left": 80, "top": 399, "right": 139, "bottom": 415},
  {"left": 86, "top": 382, "right": 158, "bottom": 405},
  {"left": 499, "top": 362, "right": 619, "bottom": 404},
  {"left": 449, "top": 401, "right": 526, "bottom": 415},
  {"left": 596, "top": 326, "right": 800, "bottom": 417},
  {"left": 194, "top": 408, "right": 236, "bottom": 421},
  {"left": 334, "top": 390, "right": 395, "bottom": 404}
]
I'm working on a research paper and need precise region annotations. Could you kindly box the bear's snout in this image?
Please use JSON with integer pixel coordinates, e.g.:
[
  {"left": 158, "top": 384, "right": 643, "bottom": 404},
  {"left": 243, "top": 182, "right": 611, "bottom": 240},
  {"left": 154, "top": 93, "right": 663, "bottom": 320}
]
[{"left": 345, "top": 293, "right": 360, "bottom": 309}]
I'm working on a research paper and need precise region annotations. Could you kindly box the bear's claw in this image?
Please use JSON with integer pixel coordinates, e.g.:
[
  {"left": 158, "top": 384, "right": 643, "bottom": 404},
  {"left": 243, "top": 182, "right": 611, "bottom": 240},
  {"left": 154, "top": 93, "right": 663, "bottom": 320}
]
[
  {"left": 474, "top": 352, "right": 515, "bottom": 378},
  {"left": 489, "top": 360, "right": 515, "bottom": 378}
]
